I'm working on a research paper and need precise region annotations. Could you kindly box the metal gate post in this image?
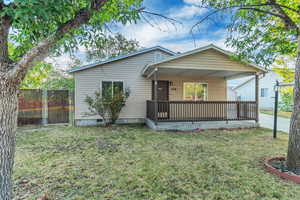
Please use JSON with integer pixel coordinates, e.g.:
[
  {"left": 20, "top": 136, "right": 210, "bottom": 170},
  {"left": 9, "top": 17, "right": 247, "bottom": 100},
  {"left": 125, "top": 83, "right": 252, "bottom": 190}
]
[
  {"left": 69, "top": 90, "right": 75, "bottom": 126},
  {"left": 273, "top": 80, "right": 279, "bottom": 139},
  {"left": 42, "top": 89, "right": 48, "bottom": 125}
]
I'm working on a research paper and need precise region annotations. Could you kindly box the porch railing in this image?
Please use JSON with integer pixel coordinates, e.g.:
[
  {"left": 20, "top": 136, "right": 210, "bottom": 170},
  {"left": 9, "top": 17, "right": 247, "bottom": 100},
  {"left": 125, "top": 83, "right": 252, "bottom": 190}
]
[{"left": 146, "top": 100, "right": 257, "bottom": 122}]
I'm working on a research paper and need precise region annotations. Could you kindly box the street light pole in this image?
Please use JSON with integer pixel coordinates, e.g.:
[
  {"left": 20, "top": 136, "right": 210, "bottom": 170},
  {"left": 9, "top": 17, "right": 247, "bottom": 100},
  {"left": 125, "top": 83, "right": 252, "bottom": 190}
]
[{"left": 273, "top": 80, "right": 279, "bottom": 139}]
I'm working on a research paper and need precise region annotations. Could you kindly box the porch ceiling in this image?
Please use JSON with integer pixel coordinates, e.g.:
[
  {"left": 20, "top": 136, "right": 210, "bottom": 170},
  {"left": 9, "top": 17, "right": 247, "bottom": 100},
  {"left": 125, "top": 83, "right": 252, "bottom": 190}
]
[{"left": 144, "top": 67, "right": 256, "bottom": 80}]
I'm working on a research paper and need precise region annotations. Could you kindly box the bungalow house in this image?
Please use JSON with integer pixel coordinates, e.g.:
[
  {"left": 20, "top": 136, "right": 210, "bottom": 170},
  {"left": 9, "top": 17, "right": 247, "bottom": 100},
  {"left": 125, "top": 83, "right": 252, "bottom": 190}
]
[{"left": 69, "top": 44, "right": 266, "bottom": 130}]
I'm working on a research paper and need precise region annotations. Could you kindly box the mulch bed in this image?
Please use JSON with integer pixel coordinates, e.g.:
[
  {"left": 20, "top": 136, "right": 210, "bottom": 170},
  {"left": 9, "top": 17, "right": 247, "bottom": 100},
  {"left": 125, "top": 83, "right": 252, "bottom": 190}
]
[{"left": 264, "top": 157, "right": 300, "bottom": 184}]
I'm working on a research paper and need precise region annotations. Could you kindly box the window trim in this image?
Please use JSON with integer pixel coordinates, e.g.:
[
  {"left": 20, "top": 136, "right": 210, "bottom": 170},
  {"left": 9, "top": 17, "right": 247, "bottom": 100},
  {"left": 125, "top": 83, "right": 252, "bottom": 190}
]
[
  {"left": 183, "top": 82, "right": 208, "bottom": 101},
  {"left": 101, "top": 80, "right": 125, "bottom": 98}
]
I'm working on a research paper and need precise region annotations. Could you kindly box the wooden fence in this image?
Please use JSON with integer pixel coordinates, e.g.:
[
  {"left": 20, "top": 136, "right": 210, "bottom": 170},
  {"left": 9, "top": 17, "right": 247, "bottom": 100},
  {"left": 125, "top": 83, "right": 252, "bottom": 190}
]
[
  {"left": 146, "top": 100, "right": 257, "bottom": 122},
  {"left": 18, "top": 89, "right": 74, "bottom": 125}
]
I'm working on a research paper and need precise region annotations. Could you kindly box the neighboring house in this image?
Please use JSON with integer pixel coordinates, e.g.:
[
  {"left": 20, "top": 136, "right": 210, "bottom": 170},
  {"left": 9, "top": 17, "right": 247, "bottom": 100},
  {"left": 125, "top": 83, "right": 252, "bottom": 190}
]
[
  {"left": 227, "top": 86, "right": 237, "bottom": 101},
  {"left": 69, "top": 44, "right": 266, "bottom": 130},
  {"left": 232, "top": 70, "right": 282, "bottom": 110}
]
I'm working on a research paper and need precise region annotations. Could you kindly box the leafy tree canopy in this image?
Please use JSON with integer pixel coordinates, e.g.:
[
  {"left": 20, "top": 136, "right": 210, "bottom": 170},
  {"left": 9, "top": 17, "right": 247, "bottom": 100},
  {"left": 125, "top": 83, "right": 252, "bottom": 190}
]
[
  {"left": 273, "top": 56, "right": 295, "bottom": 83},
  {"left": 195, "top": 0, "right": 300, "bottom": 67},
  {"left": 20, "top": 62, "right": 53, "bottom": 89},
  {"left": 43, "top": 70, "right": 75, "bottom": 91},
  {"left": 85, "top": 33, "right": 140, "bottom": 61},
  {"left": 1, "top": 0, "right": 142, "bottom": 59}
]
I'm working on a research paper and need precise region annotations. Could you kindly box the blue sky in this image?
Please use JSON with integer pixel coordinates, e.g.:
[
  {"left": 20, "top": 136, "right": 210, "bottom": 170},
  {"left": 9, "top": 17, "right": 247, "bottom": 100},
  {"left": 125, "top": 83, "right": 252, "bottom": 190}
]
[
  {"left": 53, "top": 0, "right": 233, "bottom": 70},
  {"left": 49, "top": 0, "right": 253, "bottom": 87},
  {"left": 118, "top": 0, "right": 231, "bottom": 52}
]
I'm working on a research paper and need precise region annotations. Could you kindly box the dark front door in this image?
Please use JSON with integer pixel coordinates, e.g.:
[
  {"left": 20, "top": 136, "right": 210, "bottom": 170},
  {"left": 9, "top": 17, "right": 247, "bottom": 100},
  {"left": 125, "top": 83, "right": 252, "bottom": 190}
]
[
  {"left": 152, "top": 81, "right": 169, "bottom": 101},
  {"left": 152, "top": 81, "right": 169, "bottom": 119}
]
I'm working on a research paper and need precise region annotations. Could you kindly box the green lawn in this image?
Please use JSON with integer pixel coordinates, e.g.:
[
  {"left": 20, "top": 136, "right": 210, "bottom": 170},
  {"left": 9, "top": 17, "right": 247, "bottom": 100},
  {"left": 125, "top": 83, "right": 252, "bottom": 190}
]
[
  {"left": 14, "top": 125, "right": 299, "bottom": 200},
  {"left": 261, "top": 109, "right": 292, "bottom": 119}
]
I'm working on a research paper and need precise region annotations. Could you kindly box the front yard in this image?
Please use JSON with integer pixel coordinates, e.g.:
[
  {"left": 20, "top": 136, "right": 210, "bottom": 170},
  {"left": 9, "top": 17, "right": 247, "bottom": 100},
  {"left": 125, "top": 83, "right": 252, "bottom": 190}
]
[{"left": 14, "top": 125, "right": 299, "bottom": 200}]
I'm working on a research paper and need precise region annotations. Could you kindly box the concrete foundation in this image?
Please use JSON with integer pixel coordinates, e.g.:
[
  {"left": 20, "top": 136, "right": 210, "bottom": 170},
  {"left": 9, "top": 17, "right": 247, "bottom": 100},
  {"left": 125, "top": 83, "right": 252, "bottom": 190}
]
[
  {"left": 145, "top": 119, "right": 259, "bottom": 131},
  {"left": 75, "top": 118, "right": 259, "bottom": 131},
  {"left": 75, "top": 118, "right": 145, "bottom": 126}
]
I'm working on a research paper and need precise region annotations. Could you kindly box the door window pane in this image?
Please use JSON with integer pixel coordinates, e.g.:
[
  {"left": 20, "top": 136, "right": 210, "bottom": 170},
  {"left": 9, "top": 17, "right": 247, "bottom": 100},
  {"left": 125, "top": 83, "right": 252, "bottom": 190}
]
[
  {"left": 195, "top": 83, "right": 207, "bottom": 100},
  {"left": 184, "top": 82, "right": 195, "bottom": 101}
]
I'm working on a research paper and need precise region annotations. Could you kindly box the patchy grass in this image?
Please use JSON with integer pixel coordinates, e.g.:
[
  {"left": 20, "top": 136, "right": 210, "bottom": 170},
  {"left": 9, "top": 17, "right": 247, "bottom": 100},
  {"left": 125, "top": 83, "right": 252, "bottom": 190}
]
[
  {"left": 261, "top": 109, "right": 292, "bottom": 119},
  {"left": 14, "top": 125, "right": 299, "bottom": 200}
]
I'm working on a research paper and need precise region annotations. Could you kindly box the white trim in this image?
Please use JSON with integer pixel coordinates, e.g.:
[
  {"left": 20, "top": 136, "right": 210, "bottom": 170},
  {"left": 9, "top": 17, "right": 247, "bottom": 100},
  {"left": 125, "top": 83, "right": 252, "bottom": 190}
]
[
  {"left": 146, "top": 68, "right": 158, "bottom": 79},
  {"left": 183, "top": 82, "right": 208, "bottom": 101}
]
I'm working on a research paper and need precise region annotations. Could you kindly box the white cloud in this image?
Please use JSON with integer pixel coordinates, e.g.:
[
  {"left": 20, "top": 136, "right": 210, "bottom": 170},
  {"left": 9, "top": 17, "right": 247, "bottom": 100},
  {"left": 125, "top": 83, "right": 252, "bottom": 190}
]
[
  {"left": 169, "top": 5, "right": 207, "bottom": 19},
  {"left": 121, "top": 19, "right": 196, "bottom": 47},
  {"left": 183, "top": 0, "right": 202, "bottom": 5}
]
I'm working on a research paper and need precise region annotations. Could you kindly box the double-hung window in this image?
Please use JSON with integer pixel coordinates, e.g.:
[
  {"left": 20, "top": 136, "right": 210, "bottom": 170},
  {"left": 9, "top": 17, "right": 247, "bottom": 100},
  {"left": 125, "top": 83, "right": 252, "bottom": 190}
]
[
  {"left": 183, "top": 82, "right": 207, "bottom": 101},
  {"left": 102, "top": 81, "right": 124, "bottom": 98}
]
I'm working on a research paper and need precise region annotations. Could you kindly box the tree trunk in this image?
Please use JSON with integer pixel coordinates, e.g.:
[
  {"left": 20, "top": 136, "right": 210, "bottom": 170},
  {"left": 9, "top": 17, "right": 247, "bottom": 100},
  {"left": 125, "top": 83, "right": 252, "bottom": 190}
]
[
  {"left": 287, "top": 35, "right": 300, "bottom": 171},
  {"left": 0, "top": 75, "right": 18, "bottom": 200}
]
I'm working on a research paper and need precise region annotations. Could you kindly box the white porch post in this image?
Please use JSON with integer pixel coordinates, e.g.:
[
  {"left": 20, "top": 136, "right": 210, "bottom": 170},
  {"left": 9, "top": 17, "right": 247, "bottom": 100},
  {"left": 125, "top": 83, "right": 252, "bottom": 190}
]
[
  {"left": 255, "top": 74, "right": 259, "bottom": 123},
  {"left": 154, "top": 67, "right": 158, "bottom": 125}
]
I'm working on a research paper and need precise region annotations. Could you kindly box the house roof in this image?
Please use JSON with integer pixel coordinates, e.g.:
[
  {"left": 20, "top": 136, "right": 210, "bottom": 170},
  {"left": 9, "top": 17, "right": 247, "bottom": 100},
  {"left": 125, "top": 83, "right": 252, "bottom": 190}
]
[
  {"left": 68, "top": 46, "right": 176, "bottom": 73},
  {"left": 232, "top": 69, "right": 285, "bottom": 90},
  {"left": 232, "top": 77, "right": 256, "bottom": 91},
  {"left": 142, "top": 44, "right": 267, "bottom": 75}
]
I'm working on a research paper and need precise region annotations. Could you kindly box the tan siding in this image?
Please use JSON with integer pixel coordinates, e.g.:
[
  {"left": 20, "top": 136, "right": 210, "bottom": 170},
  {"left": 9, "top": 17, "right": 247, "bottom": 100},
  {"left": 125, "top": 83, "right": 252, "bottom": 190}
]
[
  {"left": 74, "top": 50, "right": 172, "bottom": 120},
  {"left": 159, "top": 75, "right": 227, "bottom": 101},
  {"left": 158, "top": 49, "right": 260, "bottom": 72}
]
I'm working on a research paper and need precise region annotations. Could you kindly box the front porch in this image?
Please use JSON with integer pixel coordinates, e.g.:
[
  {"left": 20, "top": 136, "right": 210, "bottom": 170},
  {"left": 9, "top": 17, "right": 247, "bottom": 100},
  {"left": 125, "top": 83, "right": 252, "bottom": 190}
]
[
  {"left": 146, "top": 100, "right": 259, "bottom": 131},
  {"left": 146, "top": 100, "right": 258, "bottom": 122},
  {"left": 142, "top": 45, "right": 266, "bottom": 130}
]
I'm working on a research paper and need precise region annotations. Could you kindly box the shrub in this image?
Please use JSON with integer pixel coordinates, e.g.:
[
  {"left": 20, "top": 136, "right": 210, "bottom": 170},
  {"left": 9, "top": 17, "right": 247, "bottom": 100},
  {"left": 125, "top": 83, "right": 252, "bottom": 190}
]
[
  {"left": 85, "top": 88, "right": 130, "bottom": 125},
  {"left": 279, "top": 87, "right": 293, "bottom": 112}
]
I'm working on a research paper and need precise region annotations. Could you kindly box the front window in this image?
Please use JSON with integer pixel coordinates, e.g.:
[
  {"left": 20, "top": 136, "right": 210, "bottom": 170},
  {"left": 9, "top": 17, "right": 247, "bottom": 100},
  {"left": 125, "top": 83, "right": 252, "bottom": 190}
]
[
  {"left": 183, "top": 82, "right": 207, "bottom": 101},
  {"left": 261, "top": 88, "right": 268, "bottom": 97},
  {"left": 102, "top": 81, "right": 124, "bottom": 99}
]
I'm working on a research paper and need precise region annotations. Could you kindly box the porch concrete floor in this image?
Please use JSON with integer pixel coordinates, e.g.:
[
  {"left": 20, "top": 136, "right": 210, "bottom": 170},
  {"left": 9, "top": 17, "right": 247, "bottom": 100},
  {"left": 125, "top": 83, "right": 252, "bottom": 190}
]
[{"left": 146, "top": 119, "right": 259, "bottom": 131}]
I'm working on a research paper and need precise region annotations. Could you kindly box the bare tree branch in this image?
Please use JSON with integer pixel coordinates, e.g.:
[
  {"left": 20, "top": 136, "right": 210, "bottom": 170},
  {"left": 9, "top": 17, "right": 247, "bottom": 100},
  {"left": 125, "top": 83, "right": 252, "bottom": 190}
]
[
  {"left": 275, "top": 3, "right": 300, "bottom": 14},
  {"left": 191, "top": 2, "right": 299, "bottom": 40},
  {"left": 270, "top": 0, "right": 299, "bottom": 31},
  {"left": 140, "top": 10, "right": 182, "bottom": 35},
  {"left": 9, "top": 0, "right": 108, "bottom": 81},
  {"left": 239, "top": 7, "right": 284, "bottom": 18},
  {"left": 141, "top": 10, "right": 181, "bottom": 25}
]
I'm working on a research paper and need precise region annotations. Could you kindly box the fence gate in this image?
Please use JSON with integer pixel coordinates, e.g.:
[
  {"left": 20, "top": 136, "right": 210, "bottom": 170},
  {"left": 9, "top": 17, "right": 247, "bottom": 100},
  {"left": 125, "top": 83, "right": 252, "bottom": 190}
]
[
  {"left": 47, "top": 90, "right": 69, "bottom": 124},
  {"left": 18, "top": 90, "right": 43, "bottom": 125}
]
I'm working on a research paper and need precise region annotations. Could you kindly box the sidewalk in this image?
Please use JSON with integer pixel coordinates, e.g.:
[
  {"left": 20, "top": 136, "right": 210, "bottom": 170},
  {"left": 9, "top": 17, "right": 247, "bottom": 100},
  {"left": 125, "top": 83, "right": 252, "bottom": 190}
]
[{"left": 259, "top": 113, "right": 290, "bottom": 133}]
